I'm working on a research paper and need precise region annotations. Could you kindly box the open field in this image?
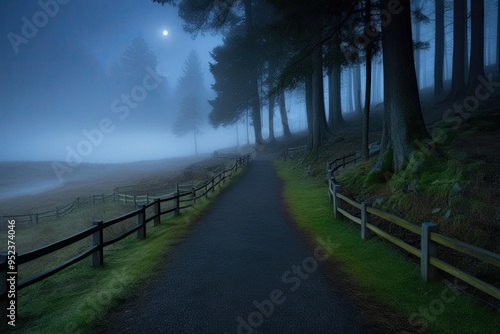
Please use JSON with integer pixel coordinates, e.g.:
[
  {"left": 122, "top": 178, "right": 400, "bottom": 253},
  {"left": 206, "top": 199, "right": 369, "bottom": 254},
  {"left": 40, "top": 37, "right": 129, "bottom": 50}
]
[
  {"left": 0, "top": 155, "right": 210, "bottom": 215},
  {"left": 0, "top": 143, "right": 255, "bottom": 217}
]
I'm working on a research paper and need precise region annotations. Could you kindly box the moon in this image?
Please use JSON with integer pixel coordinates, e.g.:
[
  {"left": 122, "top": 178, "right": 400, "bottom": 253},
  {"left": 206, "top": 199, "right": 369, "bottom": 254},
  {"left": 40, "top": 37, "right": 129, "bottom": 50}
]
[{"left": 162, "top": 30, "right": 169, "bottom": 36}]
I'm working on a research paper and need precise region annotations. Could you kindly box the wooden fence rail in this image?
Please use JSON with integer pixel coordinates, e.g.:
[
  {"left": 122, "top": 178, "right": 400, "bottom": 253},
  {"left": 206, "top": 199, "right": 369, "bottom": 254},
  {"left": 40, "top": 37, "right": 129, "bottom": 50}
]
[
  {"left": 2, "top": 165, "right": 232, "bottom": 225},
  {"left": 0, "top": 155, "right": 250, "bottom": 323},
  {"left": 326, "top": 155, "right": 500, "bottom": 300},
  {"left": 2, "top": 197, "right": 92, "bottom": 224},
  {"left": 283, "top": 144, "right": 308, "bottom": 161}
]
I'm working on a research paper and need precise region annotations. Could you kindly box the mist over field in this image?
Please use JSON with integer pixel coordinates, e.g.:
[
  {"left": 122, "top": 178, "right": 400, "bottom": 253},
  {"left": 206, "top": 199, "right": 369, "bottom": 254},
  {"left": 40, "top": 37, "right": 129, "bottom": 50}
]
[
  {"left": 0, "top": 0, "right": 499, "bottom": 333},
  {"left": 0, "top": 0, "right": 238, "bottom": 165},
  {"left": 0, "top": 0, "right": 499, "bottom": 201}
]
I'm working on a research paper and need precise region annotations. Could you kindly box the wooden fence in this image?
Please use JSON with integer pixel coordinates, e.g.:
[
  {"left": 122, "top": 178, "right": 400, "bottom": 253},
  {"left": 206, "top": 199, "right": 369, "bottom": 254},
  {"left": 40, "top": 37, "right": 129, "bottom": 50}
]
[
  {"left": 1, "top": 165, "right": 232, "bottom": 225},
  {"left": 2, "top": 192, "right": 124, "bottom": 224},
  {"left": 0, "top": 155, "right": 250, "bottom": 322},
  {"left": 326, "top": 155, "right": 500, "bottom": 301},
  {"left": 113, "top": 179, "right": 224, "bottom": 207},
  {"left": 2, "top": 197, "right": 90, "bottom": 225},
  {"left": 283, "top": 144, "right": 308, "bottom": 161},
  {"left": 326, "top": 141, "right": 380, "bottom": 176},
  {"left": 284, "top": 141, "right": 380, "bottom": 163}
]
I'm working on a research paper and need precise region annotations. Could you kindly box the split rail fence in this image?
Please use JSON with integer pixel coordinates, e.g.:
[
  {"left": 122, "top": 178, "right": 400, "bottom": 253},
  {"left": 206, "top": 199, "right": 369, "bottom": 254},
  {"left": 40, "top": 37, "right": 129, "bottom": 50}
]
[
  {"left": 284, "top": 141, "right": 380, "bottom": 163},
  {"left": 2, "top": 181, "right": 230, "bottom": 225},
  {"left": 324, "top": 153, "right": 499, "bottom": 300},
  {"left": 0, "top": 155, "right": 250, "bottom": 322}
]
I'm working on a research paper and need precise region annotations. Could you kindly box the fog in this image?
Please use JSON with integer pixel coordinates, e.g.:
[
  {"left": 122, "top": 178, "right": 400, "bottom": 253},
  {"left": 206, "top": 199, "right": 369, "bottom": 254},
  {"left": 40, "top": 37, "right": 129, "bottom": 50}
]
[
  {"left": 2, "top": 0, "right": 499, "bottom": 166},
  {"left": 0, "top": 0, "right": 232, "bottom": 164}
]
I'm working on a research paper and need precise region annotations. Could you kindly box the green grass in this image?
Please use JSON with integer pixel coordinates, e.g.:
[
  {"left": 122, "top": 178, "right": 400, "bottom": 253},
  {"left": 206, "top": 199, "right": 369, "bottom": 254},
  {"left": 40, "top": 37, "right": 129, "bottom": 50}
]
[
  {"left": 273, "top": 160, "right": 499, "bottom": 334},
  {"left": 335, "top": 145, "right": 498, "bottom": 251},
  {"left": 1, "top": 167, "right": 247, "bottom": 334}
]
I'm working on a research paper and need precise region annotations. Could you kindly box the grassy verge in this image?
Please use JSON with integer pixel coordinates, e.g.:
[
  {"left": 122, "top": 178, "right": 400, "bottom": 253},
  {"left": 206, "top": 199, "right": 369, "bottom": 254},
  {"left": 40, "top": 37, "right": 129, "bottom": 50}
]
[
  {"left": 274, "top": 160, "right": 499, "bottom": 334},
  {"left": 2, "top": 166, "right": 247, "bottom": 334}
]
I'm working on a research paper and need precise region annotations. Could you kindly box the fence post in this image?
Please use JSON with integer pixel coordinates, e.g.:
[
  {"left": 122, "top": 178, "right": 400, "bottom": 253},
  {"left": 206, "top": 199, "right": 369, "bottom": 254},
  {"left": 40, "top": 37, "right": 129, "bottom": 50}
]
[
  {"left": 92, "top": 220, "right": 104, "bottom": 267},
  {"left": 421, "top": 222, "right": 438, "bottom": 282},
  {"left": 326, "top": 162, "right": 333, "bottom": 202},
  {"left": 361, "top": 202, "right": 372, "bottom": 240},
  {"left": 191, "top": 187, "right": 196, "bottom": 204},
  {"left": 212, "top": 178, "right": 215, "bottom": 193},
  {"left": 175, "top": 183, "right": 180, "bottom": 216},
  {"left": 154, "top": 198, "right": 160, "bottom": 226},
  {"left": 35, "top": 213, "right": 39, "bottom": 224},
  {"left": 205, "top": 181, "right": 208, "bottom": 199},
  {"left": 146, "top": 192, "right": 149, "bottom": 204},
  {"left": 333, "top": 184, "right": 342, "bottom": 219},
  {"left": 137, "top": 205, "right": 146, "bottom": 240}
]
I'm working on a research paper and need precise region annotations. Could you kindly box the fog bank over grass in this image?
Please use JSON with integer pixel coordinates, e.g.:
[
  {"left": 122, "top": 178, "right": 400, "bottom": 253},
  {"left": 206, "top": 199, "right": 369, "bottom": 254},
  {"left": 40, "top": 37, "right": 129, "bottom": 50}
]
[{"left": 0, "top": 126, "right": 241, "bottom": 163}]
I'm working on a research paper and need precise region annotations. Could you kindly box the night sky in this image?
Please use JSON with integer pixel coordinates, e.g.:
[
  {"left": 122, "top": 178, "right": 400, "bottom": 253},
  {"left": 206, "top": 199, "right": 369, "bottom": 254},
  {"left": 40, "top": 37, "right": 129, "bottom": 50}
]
[{"left": 0, "top": 0, "right": 225, "bottom": 162}]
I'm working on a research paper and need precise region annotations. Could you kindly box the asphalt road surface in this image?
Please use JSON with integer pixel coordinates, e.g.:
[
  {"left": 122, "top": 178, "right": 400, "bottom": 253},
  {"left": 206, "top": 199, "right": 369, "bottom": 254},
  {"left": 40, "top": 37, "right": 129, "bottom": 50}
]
[{"left": 94, "top": 157, "right": 381, "bottom": 334}]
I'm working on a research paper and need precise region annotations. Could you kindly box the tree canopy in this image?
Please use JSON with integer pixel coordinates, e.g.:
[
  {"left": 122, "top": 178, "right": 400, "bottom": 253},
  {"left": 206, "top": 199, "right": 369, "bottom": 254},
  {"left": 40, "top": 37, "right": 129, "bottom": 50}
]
[{"left": 176, "top": 49, "right": 209, "bottom": 118}]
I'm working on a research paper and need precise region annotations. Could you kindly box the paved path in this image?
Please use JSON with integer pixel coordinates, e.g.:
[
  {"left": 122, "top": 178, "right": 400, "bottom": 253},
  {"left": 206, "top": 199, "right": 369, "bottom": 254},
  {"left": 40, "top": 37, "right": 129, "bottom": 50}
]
[{"left": 95, "top": 157, "right": 377, "bottom": 334}]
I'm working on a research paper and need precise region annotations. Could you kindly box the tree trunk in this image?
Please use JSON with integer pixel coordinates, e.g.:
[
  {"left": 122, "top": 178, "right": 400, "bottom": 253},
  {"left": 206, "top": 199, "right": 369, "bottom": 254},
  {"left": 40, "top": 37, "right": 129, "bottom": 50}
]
[
  {"left": 305, "top": 70, "right": 314, "bottom": 149},
  {"left": 468, "top": 0, "right": 485, "bottom": 91},
  {"left": 246, "top": 111, "right": 249, "bottom": 145},
  {"left": 279, "top": 90, "right": 292, "bottom": 137},
  {"left": 414, "top": 0, "right": 421, "bottom": 87},
  {"left": 434, "top": 0, "right": 445, "bottom": 96},
  {"left": 268, "top": 94, "right": 275, "bottom": 143},
  {"left": 362, "top": 0, "right": 373, "bottom": 161},
  {"left": 497, "top": 0, "right": 500, "bottom": 77},
  {"left": 193, "top": 121, "right": 198, "bottom": 155},
  {"left": 250, "top": 78, "right": 263, "bottom": 145},
  {"left": 371, "top": 61, "right": 377, "bottom": 102},
  {"left": 311, "top": 44, "right": 330, "bottom": 151},
  {"left": 347, "top": 68, "right": 353, "bottom": 112},
  {"left": 374, "top": 62, "right": 383, "bottom": 102},
  {"left": 353, "top": 63, "right": 362, "bottom": 115},
  {"left": 463, "top": 0, "right": 468, "bottom": 83},
  {"left": 268, "top": 61, "right": 276, "bottom": 143},
  {"left": 448, "top": 0, "right": 467, "bottom": 100},
  {"left": 244, "top": 0, "right": 264, "bottom": 146},
  {"left": 444, "top": 43, "right": 450, "bottom": 80},
  {"left": 376, "top": 0, "right": 430, "bottom": 173},
  {"left": 328, "top": 61, "right": 346, "bottom": 129},
  {"left": 236, "top": 122, "right": 240, "bottom": 147},
  {"left": 328, "top": 22, "right": 346, "bottom": 130},
  {"left": 327, "top": 66, "right": 335, "bottom": 128}
]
